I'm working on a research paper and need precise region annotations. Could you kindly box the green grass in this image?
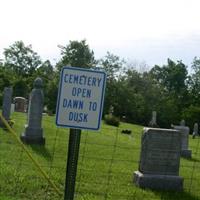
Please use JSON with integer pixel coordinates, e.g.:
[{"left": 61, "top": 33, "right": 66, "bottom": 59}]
[{"left": 0, "top": 112, "right": 200, "bottom": 200}]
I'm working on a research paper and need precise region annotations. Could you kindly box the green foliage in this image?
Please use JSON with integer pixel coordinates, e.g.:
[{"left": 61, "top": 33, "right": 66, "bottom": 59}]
[
  {"left": 37, "top": 60, "right": 54, "bottom": 77},
  {"left": 56, "top": 40, "right": 96, "bottom": 71},
  {"left": 3, "top": 41, "right": 42, "bottom": 76},
  {"left": 182, "top": 105, "right": 200, "bottom": 131},
  {"left": 104, "top": 114, "right": 120, "bottom": 127},
  {"left": 157, "top": 98, "right": 180, "bottom": 128},
  {"left": 0, "top": 41, "right": 59, "bottom": 112},
  {"left": 45, "top": 78, "right": 58, "bottom": 114},
  {"left": 99, "top": 52, "right": 125, "bottom": 116},
  {"left": 149, "top": 59, "right": 190, "bottom": 127},
  {"left": 13, "top": 78, "right": 29, "bottom": 98},
  {"left": 0, "top": 67, "right": 13, "bottom": 89},
  {"left": 150, "top": 59, "right": 188, "bottom": 95},
  {"left": 98, "top": 52, "right": 125, "bottom": 80},
  {"left": 189, "top": 57, "right": 200, "bottom": 105}
]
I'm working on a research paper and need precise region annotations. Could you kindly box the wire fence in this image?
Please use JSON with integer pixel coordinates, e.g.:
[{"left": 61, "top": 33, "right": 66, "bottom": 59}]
[{"left": 1, "top": 112, "right": 200, "bottom": 200}]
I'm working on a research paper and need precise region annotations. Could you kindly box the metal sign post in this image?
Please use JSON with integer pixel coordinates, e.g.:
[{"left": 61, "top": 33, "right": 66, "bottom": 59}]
[{"left": 64, "top": 129, "right": 81, "bottom": 200}]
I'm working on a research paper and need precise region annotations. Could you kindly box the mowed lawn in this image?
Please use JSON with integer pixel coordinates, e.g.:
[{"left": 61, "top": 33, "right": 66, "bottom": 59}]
[{"left": 0, "top": 112, "right": 200, "bottom": 200}]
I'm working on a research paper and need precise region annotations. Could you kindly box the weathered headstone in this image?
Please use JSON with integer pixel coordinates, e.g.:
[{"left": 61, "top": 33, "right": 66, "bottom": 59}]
[
  {"left": 11, "top": 103, "right": 15, "bottom": 114},
  {"left": 148, "top": 111, "right": 158, "bottom": 127},
  {"left": 109, "top": 105, "right": 114, "bottom": 116},
  {"left": 172, "top": 124, "right": 192, "bottom": 158},
  {"left": 134, "top": 127, "right": 183, "bottom": 191},
  {"left": 14, "top": 97, "right": 27, "bottom": 112},
  {"left": 20, "top": 78, "right": 45, "bottom": 145},
  {"left": 192, "top": 123, "right": 198, "bottom": 139},
  {"left": 180, "top": 119, "right": 185, "bottom": 126},
  {"left": 0, "top": 87, "right": 13, "bottom": 127}
]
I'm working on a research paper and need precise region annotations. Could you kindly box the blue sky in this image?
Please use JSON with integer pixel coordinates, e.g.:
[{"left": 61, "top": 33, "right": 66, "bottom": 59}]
[{"left": 0, "top": 0, "right": 200, "bottom": 68}]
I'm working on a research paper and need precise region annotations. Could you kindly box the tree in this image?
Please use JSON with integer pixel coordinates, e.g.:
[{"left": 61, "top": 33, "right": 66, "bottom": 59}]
[
  {"left": 98, "top": 52, "right": 125, "bottom": 80},
  {"left": 3, "top": 41, "right": 42, "bottom": 76},
  {"left": 56, "top": 40, "right": 96, "bottom": 70},
  {"left": 118, "top": 69, "right": 163, "bottom": 125},
  {"left": 182, "top": 105, "right": 200, "bottom": 131},
  {"left": 150, "top": 59, "right": 188, "bottom": 95},
  {"left": 98, "top": 52, "right": 125, "bottom": 116},
  {"left": 13, "top": 78, "right": 29, "bottom": 97},
  {"left": 189, "top": 57, "right": 200, "bottom": 105},
  {"left": 114, "top": 77, "right": 146, "bottom": 124},
  {"left": 149, "top": 59, "right": 190, "bottom": 127},
  {"left": 150, "top": 59, "right": 189, "bottom": 106},
  {"left": 37, "top": 60, "right": 54, "bottom": 78},
  {"left": 50, "top": 40, "right": 96, "bottom": 113},
  {"left": 45, "top": 76, "right": 59, "bottom": 114}
]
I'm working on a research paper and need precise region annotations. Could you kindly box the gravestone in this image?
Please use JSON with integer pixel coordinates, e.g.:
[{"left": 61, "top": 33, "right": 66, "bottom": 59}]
[
  {"left": 148, "top": 111, "right": 158, "bottom": 127},
  {"left": 0, "top": 87, "right": 13, "bottom": 127},
  {"left": 20, "top": 78, "right": 45, "bottom": 145},
  {"left": 180, "top": 119, "right": 185, "bottom": 126},
  {"left": 172, "top": 124, "right": 192, "bottom": 158},
  {"left": 11, "top": 103, "right": 15, "bottom": 114},
  {"left": 109, "top": 105, "right": 114, "bottom": 116},
  {"left": 14, "top": 97, "right": 27, "bottom": 112},
  {"left": 134, "top": 127, "right": 183, "bottom": 191},
  {"left": 192, "top": 123, "right": 198, "bottom": 139}
]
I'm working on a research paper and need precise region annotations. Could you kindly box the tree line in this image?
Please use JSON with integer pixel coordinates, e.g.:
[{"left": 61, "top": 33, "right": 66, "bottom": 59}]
[{"left": 0, "top": 40, "right": 200, "bottom": 130}]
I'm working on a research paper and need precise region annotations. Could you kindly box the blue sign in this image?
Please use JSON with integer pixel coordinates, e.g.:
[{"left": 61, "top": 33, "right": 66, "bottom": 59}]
[{"left": 56, "top": 66, "right": 106, "bottom": 130}]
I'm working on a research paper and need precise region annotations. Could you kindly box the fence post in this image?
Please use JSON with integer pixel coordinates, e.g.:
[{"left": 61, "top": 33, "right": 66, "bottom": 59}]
[{"left": 64, "top": 128, "right": 81, "bottom": 200}]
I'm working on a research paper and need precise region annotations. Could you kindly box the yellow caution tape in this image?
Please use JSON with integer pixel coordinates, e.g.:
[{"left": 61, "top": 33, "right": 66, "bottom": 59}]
[{"left": 0, "top": 113, "right": 62, "bottom": 196}]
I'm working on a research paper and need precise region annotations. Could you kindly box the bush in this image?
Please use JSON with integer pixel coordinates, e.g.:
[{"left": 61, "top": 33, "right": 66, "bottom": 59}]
[{"left": 104, "top": 114, "right": 120, "bottom": 127}]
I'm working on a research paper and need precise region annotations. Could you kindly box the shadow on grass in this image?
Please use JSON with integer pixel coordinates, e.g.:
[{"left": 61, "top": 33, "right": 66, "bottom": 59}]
[
  {"left": 30, "top": 145, "right": 53, "bottom": 161},
  {"left": 182, "top": 157, "right": 200, "bottom": 163},
  {"left": 153, "top": 190, "right": 200, "bottom": 200}
]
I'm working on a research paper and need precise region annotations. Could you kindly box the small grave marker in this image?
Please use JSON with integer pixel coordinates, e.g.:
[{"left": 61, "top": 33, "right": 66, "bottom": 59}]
[
  {"left": 172, "top": 123, "right": 192, "bottom": 158},
  {"left": 192, "top": 123, "right": 198, "bottom": 139}
]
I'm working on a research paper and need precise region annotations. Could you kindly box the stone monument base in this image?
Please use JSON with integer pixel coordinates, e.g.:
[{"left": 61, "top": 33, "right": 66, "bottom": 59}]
[
  {"left": 20, "top": 134, "right": 45, "bottom": 145},
  {"left": 181, "top": 149, "right": 192, "bottom": 159},
  {"left": 21, "top": 126, "right": 45, "bottom": 145},
  {"left": 133, "top": 171, "right": 183, "bottom": 191}
]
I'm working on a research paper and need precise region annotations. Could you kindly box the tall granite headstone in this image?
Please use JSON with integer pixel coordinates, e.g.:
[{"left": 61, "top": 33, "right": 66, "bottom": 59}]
[
  {"left": 134, "top": 128, "right": 183, "bottom": 191},
  {"left": 20, "top": 78, "right": 45, "bottom": 145},
  {"left": 0, "top": 87, "right": 13, "bottom": 127},
  {"left": 109, "top": 105, "right": 114, "bottom": 116},
  {"left": 172, "top": 124, "right": 192, "bottom": 158},
  {"left": 180, "top": 119, "right": 185, "bottom": 126},
  {"left": 192, "top": 123, "right": 198, "bottom": 139},
  {"left": 148, "top": 111, "right": 158, "bottom": 127}
]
